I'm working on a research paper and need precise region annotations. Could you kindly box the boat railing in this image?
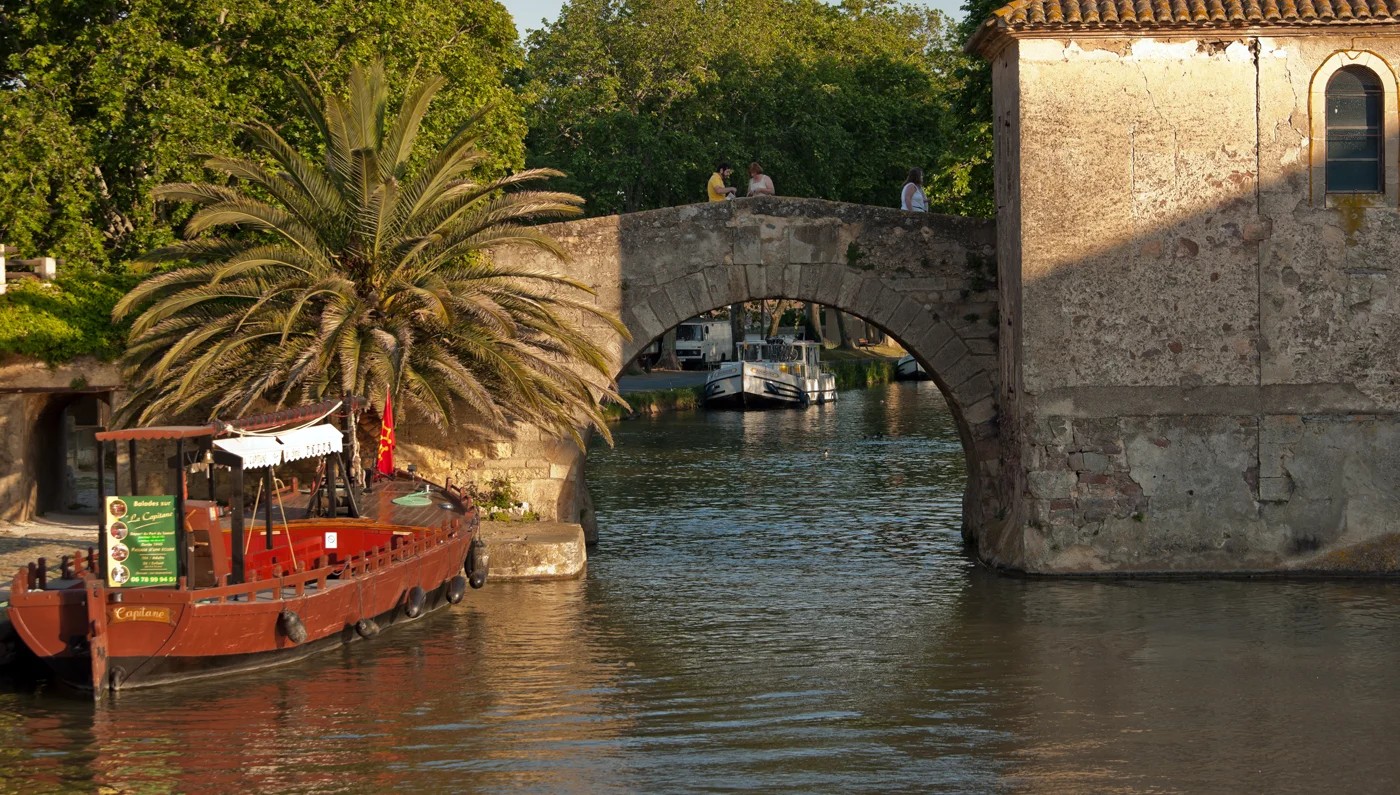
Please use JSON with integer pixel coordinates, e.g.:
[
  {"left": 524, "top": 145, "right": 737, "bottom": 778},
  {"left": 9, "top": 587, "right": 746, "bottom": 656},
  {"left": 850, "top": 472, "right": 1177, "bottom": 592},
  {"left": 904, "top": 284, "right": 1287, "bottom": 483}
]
[
  {"left": 187, "top": 514, "right": 470, "bottom": 604},
  {"left": 16, "top": 505, "right": 479, "bottom": 601}
]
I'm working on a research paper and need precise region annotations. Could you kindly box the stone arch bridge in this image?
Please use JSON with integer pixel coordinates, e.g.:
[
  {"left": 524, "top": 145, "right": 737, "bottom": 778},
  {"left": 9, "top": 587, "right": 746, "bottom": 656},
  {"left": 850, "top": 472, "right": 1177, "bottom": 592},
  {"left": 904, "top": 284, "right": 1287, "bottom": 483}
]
[{"left": 400, "top": 197, "right": 1009, "bottom": 555}]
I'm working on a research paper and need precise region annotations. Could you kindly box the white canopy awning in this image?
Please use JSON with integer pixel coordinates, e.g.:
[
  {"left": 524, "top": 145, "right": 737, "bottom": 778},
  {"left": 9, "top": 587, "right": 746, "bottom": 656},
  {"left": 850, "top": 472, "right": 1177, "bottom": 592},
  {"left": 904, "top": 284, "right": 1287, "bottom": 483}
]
[
  {"left": 212, "top": 435, "right": 284, "bottom": 469},
  {"left": 213, "top": 424, "right": 343, "bottom": 468},
  {"left": 276, "top": 424, "right": 343, "bottom": 463}
]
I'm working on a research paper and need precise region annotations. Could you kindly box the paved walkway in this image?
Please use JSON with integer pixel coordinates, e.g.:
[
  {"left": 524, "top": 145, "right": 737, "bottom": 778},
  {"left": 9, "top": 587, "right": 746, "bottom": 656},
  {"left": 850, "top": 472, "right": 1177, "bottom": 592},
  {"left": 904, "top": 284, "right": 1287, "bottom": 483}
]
[{"left": 0, "top": 516, "right": 95, "bottom": 602}]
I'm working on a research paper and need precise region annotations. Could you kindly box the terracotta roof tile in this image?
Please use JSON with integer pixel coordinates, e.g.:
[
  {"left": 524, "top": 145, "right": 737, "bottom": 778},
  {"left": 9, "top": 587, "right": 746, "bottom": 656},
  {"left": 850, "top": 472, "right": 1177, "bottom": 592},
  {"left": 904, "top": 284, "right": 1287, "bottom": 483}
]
[{"left": 970, "top": 0, "right": 1400, "bottom": 54}]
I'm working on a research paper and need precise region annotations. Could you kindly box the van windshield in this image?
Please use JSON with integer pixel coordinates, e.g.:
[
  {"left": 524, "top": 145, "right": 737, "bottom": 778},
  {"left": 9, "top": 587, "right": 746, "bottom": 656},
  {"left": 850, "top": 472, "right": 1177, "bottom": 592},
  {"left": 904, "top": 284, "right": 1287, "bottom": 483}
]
[{"left": 676, "top": 325, "right": 702, "bottom": 341}]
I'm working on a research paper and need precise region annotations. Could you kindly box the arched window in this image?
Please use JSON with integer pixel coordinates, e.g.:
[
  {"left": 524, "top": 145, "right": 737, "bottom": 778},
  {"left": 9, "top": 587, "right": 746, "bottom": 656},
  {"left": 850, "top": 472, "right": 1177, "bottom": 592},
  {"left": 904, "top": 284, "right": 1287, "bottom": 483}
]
[{"left": 1325, "top": 66, "right": 1385, "bottom": 194}]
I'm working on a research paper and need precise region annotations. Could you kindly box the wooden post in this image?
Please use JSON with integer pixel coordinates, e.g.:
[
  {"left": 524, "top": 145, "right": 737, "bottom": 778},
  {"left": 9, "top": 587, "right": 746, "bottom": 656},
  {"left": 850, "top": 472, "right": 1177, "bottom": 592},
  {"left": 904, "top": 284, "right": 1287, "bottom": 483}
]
[
  {"left": 264, "top": 466, "right": 274, "bottom": 550},
  {"left": 85, "top": 572, "right": 109, "bottom": 698},
  {"left": 174, "top": 438, "right": 187, "bottom": 582},
  {"left": 97, "top": 439, "right": 108, "bottom": 579},
  {"left": 230, "top": 461, "right": 245, "bottom": 584},
  {"left": 127, "top": 439, "right": 138, "bottom": 495},
  {"left": 326, "top": 447, "right": 338, "bottom": 518}
]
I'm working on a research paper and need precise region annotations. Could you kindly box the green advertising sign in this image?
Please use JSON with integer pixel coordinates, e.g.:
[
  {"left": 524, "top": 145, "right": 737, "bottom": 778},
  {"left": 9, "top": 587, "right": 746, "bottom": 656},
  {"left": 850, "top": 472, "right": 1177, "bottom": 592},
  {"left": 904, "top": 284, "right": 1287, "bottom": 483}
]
[{"left": 105, "top": 496, "right": 178, "bottom": 588}]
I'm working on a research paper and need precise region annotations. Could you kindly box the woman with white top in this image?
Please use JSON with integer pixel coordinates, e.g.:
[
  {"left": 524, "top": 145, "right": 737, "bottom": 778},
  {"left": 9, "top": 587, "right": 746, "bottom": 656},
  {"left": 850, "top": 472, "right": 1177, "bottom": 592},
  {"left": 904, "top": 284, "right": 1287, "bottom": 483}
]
[
  {"left": 747, "top": 162, "right": 775, "bottom": 197},
  {"left": 900, "top": 167, "right": 927, "bottom": 212}
]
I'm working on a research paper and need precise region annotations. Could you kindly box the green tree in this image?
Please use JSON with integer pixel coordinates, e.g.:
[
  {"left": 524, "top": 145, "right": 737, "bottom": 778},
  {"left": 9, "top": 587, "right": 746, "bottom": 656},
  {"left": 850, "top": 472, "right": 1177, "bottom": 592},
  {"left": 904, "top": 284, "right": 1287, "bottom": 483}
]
[
  {"left": 1, "top": 0, "right": 525, "bottom": 270},
  {"left": 521, "top": 0, "right": 966, "bottom": 215},
  {"left": 924, "top": 0, "right": 998, "bottom": 217},
  {"left": 114, "top": 62, "right": 624, "bottom": 444}
]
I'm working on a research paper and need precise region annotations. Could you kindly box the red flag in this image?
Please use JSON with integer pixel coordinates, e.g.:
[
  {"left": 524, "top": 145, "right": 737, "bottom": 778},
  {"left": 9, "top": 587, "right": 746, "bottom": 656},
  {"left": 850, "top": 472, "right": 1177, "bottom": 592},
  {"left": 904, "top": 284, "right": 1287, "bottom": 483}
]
[{"left": 375, "top": 394, "right": 396, "bottom": 476}]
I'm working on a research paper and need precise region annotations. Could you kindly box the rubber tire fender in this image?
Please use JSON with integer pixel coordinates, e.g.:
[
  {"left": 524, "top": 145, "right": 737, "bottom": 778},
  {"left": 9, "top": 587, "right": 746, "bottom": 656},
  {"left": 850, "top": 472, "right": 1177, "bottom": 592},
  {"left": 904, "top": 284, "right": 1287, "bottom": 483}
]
[
  {"left": 447, "top": 575, "right": 468, "bottom": 605},
  {"left": 355, "top": 618, "right": 380, "bottom": 639},
  {"left": 467, "top": 538, "right": 489, "bottom": 589},
  {"left": 279, "top": 610, "right": 308, "bottom": 645},
  {"left": 404, "top": 585, "right": 427, "bottom": 618}
]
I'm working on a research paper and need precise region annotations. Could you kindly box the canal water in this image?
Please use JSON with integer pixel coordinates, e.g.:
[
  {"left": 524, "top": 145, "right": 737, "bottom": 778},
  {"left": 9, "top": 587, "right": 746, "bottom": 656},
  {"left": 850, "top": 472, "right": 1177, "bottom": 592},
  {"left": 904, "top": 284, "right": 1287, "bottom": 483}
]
[{"left": 4, "top": 382, "right": 1400, "bottom": 792}]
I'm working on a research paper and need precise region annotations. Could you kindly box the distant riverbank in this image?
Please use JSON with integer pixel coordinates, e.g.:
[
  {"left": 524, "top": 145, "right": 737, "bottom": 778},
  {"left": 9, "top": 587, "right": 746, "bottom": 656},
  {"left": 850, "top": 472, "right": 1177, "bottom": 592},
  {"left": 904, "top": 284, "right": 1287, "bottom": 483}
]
[{"left": 604, "top": 353, "right": 900, "bottom": 421}]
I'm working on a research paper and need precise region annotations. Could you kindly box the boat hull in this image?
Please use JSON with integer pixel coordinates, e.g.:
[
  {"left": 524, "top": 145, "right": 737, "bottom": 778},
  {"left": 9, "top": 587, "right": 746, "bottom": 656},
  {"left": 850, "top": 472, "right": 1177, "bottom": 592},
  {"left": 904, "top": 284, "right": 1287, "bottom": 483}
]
[
  {"left": 704, "top": 370, "right": 806, "bottom": 409},
  {"left": 703, "top": 363, "right": 835, "bottom": 409},
  {"left": 8, "top": 519, "right": 474, "bottom": 693},
  {"left": 895, "top": 355, "right": 932, "bottom": 381}
]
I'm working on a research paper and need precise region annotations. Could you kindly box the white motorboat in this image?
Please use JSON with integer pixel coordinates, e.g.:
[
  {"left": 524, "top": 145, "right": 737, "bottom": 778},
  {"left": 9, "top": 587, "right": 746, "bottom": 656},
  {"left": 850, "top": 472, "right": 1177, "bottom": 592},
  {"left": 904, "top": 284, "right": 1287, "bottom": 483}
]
[
  {"left": 704, "top": 339, "right": 836, "bottom": 409},
  {"left": 895, "top": 354, "right": 931, "bottom": 381}
]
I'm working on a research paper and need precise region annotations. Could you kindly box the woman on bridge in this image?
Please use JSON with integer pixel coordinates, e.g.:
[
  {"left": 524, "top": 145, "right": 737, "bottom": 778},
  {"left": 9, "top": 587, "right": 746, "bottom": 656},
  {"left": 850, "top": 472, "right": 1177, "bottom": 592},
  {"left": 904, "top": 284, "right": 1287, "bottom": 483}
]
[
  {"left": 901, "top": 167, "right": 927, "bottom": 212},
  {"left": 747, "top": 162, "right": 775, "bottom": 197}
]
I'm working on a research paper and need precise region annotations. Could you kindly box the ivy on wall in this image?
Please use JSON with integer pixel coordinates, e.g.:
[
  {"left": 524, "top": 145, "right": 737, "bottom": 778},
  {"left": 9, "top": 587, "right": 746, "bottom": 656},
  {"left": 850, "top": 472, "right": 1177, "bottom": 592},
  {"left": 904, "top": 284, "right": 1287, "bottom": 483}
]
[{"left": 0, "top": 272, "right": 138, "bottom": 364}]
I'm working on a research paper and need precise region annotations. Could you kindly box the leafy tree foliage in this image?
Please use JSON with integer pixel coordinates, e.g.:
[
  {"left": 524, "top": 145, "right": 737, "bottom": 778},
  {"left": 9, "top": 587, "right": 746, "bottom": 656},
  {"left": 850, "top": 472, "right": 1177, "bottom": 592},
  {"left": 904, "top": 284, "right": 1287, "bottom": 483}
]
[
  {"left": 1, "top": 0, "right": 526, "bottom": 270},
  {"left": 925, "top": 0, "right": 998, "bottom": 217},
  {"left": 115, "top": 63, "right": 623, "bottom": 442},
  {"left": 521, "top": 0, "right": 985, "bottom": 216}
]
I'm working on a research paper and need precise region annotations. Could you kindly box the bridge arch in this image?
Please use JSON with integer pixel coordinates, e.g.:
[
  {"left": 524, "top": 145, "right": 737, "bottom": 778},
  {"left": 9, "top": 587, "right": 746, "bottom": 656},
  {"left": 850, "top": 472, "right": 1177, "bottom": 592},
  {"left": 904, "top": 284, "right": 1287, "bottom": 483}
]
[{"left": 438, "top": 197, "right": 1005, "bottom": 547}]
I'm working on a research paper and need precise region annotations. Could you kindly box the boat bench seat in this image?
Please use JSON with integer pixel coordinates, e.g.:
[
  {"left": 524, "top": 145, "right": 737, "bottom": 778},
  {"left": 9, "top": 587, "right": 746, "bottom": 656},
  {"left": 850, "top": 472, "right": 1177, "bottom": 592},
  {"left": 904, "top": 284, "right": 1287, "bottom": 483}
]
[{"left": 243, "top": 536, "right": 327, "bottom": 580}]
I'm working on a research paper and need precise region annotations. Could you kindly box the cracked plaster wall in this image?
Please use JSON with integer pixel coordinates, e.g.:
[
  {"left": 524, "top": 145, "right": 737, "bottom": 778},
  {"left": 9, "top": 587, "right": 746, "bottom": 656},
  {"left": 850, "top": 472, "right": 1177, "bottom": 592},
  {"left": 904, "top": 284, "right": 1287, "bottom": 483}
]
[{"left": 998, "top": 34, "right": 1400, "bottom": 572}]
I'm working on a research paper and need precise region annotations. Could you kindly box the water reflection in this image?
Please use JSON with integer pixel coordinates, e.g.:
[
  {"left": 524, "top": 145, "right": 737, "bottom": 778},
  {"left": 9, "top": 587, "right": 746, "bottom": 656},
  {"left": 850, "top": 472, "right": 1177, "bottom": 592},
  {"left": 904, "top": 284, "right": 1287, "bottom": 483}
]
[{"left": 3, "top": 383, "right": 1400, "bottom": 792}]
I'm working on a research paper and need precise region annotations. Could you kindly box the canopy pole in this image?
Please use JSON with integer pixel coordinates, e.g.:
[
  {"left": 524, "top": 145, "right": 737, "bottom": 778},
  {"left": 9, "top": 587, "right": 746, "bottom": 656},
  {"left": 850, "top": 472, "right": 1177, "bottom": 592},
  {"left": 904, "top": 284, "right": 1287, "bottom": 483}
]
[
  {"left": 127, "top": 439, "right": 138, "bottom": 495},
  {"left": 326, "top": 447, "right": 338, "bottom": 518},
  {"left": 174, "top": 438, "right": 187, "bottom": 583},
  {"left": 230, "top": 461, "right": 245, "bottom": 584},
  {"left": 97, "top": 439, "right": 108, "bottom": 578},
  {"left": 264, "top": 466, "right": 274, "bottom": 551}
]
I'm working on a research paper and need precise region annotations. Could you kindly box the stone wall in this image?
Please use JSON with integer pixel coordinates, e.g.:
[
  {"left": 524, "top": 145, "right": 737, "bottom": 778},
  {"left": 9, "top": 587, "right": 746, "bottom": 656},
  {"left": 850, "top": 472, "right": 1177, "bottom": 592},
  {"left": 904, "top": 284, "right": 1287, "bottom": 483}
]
[
  {"left": 399, "top": 198, "right": 1003, "bottom": 544},
  {"left": 996, "top": 35, "right": 1400, "bottom": 572}
]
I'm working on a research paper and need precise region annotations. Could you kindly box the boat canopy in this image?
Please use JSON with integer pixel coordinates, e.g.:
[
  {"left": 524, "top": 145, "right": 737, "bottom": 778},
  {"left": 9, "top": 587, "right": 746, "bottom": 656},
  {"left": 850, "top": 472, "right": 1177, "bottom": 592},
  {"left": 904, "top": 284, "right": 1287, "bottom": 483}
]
[
  {"left": 276, "top": 424, "right": 344, "bottom": 462},
  {"left": 94, "top": 398, "right": 361, "bottom": 443},
  {"left": 212, "top": 424, "right": 343, "bottom": 468},
  {"left": 211, "top": 435, "right": 283, "bottom": 468}
]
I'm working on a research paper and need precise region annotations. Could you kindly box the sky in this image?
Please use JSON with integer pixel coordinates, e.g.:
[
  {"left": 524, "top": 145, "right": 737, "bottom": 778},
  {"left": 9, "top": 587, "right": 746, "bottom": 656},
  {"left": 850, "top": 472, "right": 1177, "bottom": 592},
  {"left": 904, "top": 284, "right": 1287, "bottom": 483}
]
[{"left": 501, "top": 0, "right": 967, "bottom": 38}]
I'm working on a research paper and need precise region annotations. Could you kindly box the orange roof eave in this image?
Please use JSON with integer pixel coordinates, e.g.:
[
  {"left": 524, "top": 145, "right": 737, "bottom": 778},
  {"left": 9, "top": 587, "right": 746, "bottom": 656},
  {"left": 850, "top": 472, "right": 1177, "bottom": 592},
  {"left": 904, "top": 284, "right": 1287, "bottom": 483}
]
[{"left": 966, "top": 0, "right": 1400, "bottom": 59}]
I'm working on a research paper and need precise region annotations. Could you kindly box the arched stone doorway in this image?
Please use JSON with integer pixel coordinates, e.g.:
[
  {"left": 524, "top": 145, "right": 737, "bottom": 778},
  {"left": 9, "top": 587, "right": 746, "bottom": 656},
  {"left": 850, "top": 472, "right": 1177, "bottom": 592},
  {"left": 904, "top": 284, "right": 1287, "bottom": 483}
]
[{"left": 31, "top": 393, "right": 109, "bottom": 515}]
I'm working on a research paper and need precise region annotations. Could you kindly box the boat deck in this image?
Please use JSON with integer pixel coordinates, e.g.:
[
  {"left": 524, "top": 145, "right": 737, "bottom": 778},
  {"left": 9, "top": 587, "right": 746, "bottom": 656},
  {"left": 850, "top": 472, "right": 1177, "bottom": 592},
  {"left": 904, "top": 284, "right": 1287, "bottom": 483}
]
[{"left": 249, "top": 475, "right": 466, "bottom": 528}]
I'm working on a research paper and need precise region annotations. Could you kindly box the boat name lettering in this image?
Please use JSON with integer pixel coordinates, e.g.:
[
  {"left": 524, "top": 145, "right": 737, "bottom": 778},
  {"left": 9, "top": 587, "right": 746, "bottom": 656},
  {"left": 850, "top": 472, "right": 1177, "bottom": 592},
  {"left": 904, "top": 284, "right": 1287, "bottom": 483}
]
[
  {"left": 109, "top": 606, "right": 175, "bottom": 624},
  {"left": 135, "top": 510, "right": 175, "bottom": 522}
]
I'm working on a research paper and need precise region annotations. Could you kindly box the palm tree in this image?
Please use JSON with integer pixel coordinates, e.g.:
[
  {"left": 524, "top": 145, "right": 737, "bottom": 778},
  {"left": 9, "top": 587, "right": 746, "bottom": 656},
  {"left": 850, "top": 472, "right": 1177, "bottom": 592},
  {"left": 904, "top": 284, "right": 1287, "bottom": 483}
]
[{"left": 114, "top": 62, "right": 625, "bottom": 445}]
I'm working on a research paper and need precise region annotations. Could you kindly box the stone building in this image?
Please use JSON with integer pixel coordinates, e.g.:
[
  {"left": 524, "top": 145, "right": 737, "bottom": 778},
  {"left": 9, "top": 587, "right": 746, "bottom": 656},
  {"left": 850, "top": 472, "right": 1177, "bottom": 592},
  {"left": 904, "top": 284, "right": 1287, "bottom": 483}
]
[
  {"left": 969, "top": 1, "right": 1400, "bottom": 570},
  {"left": 0, "top": 358, "right": 121, "bottom": 523}
]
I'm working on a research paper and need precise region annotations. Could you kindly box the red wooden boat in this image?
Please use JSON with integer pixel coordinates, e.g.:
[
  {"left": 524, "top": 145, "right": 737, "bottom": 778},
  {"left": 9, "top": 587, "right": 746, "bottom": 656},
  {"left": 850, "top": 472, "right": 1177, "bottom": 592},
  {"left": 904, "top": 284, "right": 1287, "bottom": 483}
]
[{"left": 6, "top": 400, "right": 488, "bottom": 697}]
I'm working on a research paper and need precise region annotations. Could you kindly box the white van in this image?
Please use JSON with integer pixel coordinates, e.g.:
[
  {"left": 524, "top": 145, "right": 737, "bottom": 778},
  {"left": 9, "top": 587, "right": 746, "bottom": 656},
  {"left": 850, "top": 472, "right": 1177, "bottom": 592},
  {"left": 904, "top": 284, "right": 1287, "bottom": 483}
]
[{"left": 675, "top": 318, "right": 734, "bottom": 369}]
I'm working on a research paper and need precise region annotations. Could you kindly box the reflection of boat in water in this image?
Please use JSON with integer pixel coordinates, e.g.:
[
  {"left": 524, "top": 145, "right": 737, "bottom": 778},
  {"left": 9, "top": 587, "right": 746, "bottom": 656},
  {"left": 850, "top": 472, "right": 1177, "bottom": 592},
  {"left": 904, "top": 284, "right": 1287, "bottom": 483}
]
[
  {"left": 6, "top": 399, "right": 488, "bottom": 697},
  {"left": 704, "top": 339, "right": 836, "bottom": 409},
  {"left": 895, "top": 354, "right": 931, "bottom": 381}
]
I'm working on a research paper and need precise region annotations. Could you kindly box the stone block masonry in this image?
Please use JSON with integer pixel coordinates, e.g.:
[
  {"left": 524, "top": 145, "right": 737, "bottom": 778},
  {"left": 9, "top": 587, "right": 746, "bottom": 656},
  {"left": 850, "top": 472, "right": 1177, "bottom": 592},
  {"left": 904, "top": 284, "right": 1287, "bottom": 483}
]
[
  {"left": 988, "top": 30, "right": 1400, "bottom": 572},
  {"left": 401, "top": 197, "right": 1004, "bottom": 550}
]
